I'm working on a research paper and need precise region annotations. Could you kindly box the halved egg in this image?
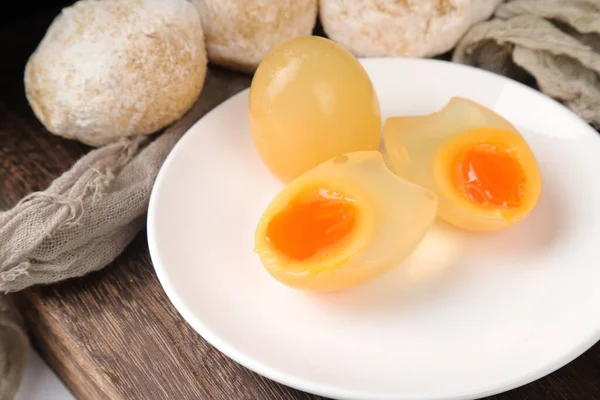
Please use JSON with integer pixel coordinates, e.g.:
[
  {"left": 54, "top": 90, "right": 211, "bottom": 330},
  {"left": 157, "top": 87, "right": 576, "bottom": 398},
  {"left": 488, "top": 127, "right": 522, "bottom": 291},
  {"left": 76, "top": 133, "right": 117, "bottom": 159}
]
[
  {"left": 249, "top": 36, "right": 381, "bottom": 184},
  {"left": 384, "top": 97, "right": 542, "bottom": 232},
  {"left": 254, "top": 151, "right": 438, "bottom": 292}
]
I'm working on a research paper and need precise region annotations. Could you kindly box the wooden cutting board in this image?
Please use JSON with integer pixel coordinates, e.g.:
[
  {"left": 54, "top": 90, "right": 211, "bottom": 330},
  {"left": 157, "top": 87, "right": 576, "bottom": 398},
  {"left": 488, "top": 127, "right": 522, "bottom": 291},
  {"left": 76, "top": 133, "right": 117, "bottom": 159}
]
[{"left": 1, "top": 6, "right": 599, "bottom": 400}]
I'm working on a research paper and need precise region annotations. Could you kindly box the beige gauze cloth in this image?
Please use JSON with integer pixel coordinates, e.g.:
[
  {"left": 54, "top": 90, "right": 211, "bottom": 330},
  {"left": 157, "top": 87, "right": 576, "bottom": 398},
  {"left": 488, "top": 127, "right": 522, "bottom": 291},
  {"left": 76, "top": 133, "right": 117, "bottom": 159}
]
[
  {"left": 453, "top": 0, "right": 600, "bottom": 127},
  {"left": 0, "top": 69, "right": 250, "bottom": 399}
]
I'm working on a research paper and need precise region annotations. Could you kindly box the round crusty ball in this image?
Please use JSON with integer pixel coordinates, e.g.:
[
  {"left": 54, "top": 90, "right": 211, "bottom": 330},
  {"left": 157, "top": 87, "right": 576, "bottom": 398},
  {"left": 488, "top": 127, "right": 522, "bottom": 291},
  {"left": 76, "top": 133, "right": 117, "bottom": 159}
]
[
  {"left": 190, "top": 0, "right": 318, "bottom": 73},
  {"left": 24, "top": 0, "right": 207, "bottom": 147},
  {"left": 320, "top": 0, "right": 503, "bottom": 58}
]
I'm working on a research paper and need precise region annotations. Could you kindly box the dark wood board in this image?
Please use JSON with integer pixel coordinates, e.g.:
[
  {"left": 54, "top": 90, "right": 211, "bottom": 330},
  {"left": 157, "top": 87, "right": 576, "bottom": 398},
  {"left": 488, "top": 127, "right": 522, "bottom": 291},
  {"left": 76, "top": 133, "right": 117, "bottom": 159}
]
[{"left": 1, "top": 5, "right": 599, "bottom": 400}]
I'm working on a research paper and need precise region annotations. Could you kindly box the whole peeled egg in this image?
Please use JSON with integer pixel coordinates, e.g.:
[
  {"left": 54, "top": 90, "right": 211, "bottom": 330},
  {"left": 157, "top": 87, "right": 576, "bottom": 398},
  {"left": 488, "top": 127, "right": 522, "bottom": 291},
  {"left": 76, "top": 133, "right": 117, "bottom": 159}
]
[{"left": 249, "top": 36, "right": 382, "bottom": 183}]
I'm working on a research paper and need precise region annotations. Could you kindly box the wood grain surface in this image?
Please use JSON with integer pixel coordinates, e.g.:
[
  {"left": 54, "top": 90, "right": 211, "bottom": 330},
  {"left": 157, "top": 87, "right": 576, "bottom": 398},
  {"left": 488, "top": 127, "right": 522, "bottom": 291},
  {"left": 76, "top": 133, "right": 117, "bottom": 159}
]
[{"left": 1, "top": 5, "right": 599, "bottom": 400}]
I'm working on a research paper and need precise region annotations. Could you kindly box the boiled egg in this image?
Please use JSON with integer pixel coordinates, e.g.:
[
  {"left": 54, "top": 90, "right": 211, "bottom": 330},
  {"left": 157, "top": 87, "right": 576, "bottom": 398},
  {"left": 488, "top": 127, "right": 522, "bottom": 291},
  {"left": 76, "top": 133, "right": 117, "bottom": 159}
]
[
  {"left": 249, "top": 36, "right": 381, "bottom": 183},
  {"left": 384, "top": 97, "right": 542, "bottom": 232},
  {"left": 254, "top": 151, "right": 438, "bottom": 291}
]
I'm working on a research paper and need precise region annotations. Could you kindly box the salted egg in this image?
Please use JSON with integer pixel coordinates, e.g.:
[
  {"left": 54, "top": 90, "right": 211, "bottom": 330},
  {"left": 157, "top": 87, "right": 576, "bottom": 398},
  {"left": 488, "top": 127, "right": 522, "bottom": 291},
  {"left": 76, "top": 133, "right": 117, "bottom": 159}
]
[
  {"left": 254, "top": 151, "right": 438, "bottom": 291},
  {"left": 384, "top": 97, "right": 542, "bottom": 232},
  {"left": 249, "top": 36, "right": 381, "bottom": 183}
]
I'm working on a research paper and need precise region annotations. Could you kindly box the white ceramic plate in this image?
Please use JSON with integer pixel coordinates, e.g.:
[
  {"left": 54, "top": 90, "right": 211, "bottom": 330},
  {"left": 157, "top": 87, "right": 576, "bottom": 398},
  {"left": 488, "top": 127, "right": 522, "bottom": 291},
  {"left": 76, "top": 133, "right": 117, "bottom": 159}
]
[{"left": 147, "top": 58, "right": 600, "bottom": 400}]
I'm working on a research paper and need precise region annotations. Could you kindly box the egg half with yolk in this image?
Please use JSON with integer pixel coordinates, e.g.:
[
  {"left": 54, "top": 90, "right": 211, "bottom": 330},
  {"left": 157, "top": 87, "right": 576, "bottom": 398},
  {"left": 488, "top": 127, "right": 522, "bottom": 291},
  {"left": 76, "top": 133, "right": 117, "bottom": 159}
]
[
  {"left": 254, "top": 151, "right": 438, "bottom": 292},
  {"left": 384, "top": 97, "right": 542, "bottom": 232}
]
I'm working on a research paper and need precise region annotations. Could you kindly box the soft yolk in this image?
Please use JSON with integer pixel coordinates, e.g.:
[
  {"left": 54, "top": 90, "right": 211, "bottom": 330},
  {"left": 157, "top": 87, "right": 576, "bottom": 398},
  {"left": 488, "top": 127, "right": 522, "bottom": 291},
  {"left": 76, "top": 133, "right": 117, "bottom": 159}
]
[
  {"left": 266, "top": 190, "right": 356, "bottom": 261},
  {"left": 453, "top": 144, "right": 526, "bottom": 209}
]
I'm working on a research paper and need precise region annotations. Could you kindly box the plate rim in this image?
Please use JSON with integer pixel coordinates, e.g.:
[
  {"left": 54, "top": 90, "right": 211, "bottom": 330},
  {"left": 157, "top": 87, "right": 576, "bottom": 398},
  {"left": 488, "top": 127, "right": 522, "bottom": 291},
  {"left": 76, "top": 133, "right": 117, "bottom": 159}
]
[{"left": 147, "top": 56, "right": 600, "bottom": 400}]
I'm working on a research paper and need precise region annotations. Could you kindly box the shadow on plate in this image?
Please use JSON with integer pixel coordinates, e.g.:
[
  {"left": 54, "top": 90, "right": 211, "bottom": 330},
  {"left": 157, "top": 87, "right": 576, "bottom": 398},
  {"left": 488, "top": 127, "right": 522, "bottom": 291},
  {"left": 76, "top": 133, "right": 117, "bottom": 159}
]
[{"left": 460, "top": 179, "right": 565, "bottom": 263}]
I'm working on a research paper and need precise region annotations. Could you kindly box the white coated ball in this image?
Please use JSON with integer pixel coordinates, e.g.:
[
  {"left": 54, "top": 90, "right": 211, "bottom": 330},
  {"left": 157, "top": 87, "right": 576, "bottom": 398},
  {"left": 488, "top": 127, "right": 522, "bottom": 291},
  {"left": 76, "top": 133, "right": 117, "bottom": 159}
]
[
  {"left": 190, "top": 0, "right": 318, "bottom": 73},
  {"left": 25, "top": 0, "right": 208, "bottom": 146}
]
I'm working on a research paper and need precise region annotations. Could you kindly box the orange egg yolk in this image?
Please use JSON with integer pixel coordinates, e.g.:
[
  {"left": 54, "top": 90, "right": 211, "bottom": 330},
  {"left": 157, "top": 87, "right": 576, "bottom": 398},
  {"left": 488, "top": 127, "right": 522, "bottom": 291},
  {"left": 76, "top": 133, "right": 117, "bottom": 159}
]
[
  {"left": 453, "top": 144, "right": 526, "bottom": 209},
  {"left": 266, "top": 190, "right": 356, "bottom": 261}
]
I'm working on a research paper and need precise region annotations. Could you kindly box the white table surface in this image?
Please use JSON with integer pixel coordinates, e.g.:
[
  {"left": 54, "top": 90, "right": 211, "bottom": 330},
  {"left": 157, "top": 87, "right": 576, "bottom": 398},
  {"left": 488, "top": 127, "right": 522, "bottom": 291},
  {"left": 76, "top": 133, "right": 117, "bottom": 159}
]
[{"left": 14, "top": 346, "right": 74, "bottom": 400}]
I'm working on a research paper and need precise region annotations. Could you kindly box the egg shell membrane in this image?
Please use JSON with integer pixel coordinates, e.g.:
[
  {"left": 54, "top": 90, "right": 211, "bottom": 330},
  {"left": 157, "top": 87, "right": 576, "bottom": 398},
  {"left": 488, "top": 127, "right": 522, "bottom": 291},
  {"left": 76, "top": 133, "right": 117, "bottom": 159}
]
[
  {"left": 248, "top": 36, "right": 382, "bottom": 184},
  {"left": 254, "top": 151, "right": 438, "bottom": 292},
  {"left": 384, "top": 97, "right": 542, "bottom": 232}
]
